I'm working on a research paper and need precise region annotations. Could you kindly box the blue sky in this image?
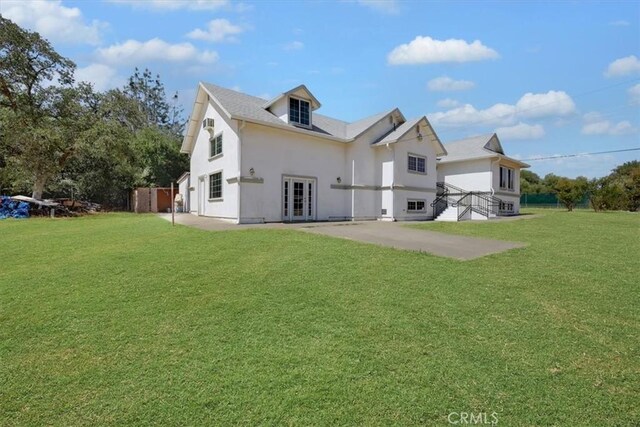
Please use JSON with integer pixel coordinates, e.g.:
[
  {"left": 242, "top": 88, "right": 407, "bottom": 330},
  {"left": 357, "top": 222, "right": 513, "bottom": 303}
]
[{"left": 2, "top": 0, "right": 639, "bottom": 178}]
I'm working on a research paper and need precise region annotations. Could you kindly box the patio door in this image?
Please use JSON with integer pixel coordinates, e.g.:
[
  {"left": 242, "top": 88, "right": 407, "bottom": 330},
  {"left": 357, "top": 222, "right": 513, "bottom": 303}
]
[{"left": 283, "top": 176, "right": 316, "bottom": 221}]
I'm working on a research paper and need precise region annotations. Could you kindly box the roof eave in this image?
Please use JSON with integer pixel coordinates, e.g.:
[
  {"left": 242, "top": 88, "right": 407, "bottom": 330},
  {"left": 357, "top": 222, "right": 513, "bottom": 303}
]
[
  {"left": 351, "top": 108, "right": 404, "bottom": 140},
  {"left": 181, "top": 82, "right": 233, "bottom": 154},
  {"left": 437, "top": 154, "right": 530, "bottom": 168},
  {"left": 231, "top": 114, "right": 350, "bottom": 143},
  {"left": 263, "top": 84, "right": 322, "bottom": 111}
]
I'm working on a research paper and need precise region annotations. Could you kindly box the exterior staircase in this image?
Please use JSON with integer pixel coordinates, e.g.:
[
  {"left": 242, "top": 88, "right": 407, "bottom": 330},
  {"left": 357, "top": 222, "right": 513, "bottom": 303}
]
[
  {"left": 432, "top": 182, "right": 502, "bottom": 222},
  {"left": 434, "top": 206, "right": 459, "bottom": 222}
]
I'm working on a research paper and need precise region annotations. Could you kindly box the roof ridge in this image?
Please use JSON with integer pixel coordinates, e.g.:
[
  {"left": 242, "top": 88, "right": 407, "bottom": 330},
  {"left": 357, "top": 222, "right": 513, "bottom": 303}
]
[
  {"left": 445, "top": 133, "right": 495, "bottom": 145},
  {"left": 202, "top": 81, "right": 269, "bottom": 102}
]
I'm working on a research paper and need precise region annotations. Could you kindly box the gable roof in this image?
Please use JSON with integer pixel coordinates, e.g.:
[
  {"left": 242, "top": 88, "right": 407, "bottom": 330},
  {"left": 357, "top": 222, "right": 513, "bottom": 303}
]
[
  {"left": 438, "top": 133, "right": 529, "bottom": 167},
  {"left": 372, "top": 117, "right": 447, "bottom": 156},
  {"left": 182, "top": 82, "right": 406, "bottom": 152},
  {"left": 195, "top": 82, "right": 349, "bottom": 141},
  {"left": 346, "top": 109, "right": 402, "bottom": 139},
  {"left": 263, "top": 84, "right": 321, "bottom": 110}
]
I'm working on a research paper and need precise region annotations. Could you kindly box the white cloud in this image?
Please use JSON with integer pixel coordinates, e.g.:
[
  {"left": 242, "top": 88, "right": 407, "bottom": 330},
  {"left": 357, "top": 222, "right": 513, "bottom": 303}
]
[
  {"left": 436, "top": 98, "right": 460, "bottom": 109},
  {"left": 430, "top": 103, "right": 517, "bottom": 127},
  {"left": 187, "top": 19, "right": 244, "bottom": 42},
  {"left": 515, "top": 90, "right": 576, "bottom": 118},
  {"left": 75, "top": 63, "right": 123, "bottom": 91},
  {"left": 283, "top": 41, "right": 304, "bottom": 51},
  {"left": 356, "top": 0, "right": 399, "bottom": 14},
  {"left": 628, "top": 83, "right": 640, "bottom": 105},
  {"left": 2, "top": 0, "right": 106, "bottom": 45},
  {"left": 604, "top": 55, "right": 640, "bottom": 77},
  {"left": 429, "top": 90, "right": 576, "bottom": 128},
  {"left": 581, "top": 112, "right": 637, "bottom": 136},
  {"left": 495, "top": 122, "right": 545, "bottom": 140},
  {"left": 609, "top": 20, "right": 630, "bottom": 26},
  {"left": 427, "top": 76, "right": 475, "bottom": 91},
  {"left": 96, "top": 38, "right": 218, "bottom": 65},
  {"left": 387, "top": 36, "right": 499, "bottom": 65},
  {"left": 108, "top": 0, "right": 229, "bottom": 11}
]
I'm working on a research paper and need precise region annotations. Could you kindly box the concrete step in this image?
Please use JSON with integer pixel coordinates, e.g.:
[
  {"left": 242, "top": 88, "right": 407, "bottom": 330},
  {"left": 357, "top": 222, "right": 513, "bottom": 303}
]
[{"left": 435, "top": 207, "right": 459, "bottom": 222}]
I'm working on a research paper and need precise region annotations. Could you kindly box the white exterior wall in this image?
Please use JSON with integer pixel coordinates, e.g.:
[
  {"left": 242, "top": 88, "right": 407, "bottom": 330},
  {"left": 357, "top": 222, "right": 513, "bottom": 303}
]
[
  {"left": 436, "top": 158, "right": 523, "bottom": 214},
  {"left": 268, "top": 97, "right": 289, "bottom": 123},
  {"left": 344, "top": 117, "right": 394, "bottom": 220},
  {"left": 189, "top": 102, "right": 240, "bottom": 220},
  {"left": 493, "top": 161, "right": 521, "bottom": 214},
  {"left": 437, "top": 159, "right": 493, "bottom": 192},
  {"left": 177, "top": 176, "right": 190, "bottom": 212},
  {"left": 392, "top": 129, "right": 439, "bottom": 220},
  {"left": 240, "top": 123, "right": 349, "bottom": 222}
]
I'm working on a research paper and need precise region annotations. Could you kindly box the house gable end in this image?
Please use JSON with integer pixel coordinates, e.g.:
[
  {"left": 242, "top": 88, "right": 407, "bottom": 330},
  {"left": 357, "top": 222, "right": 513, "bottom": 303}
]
[{"left": 484, "top": 133, "right": 505, "bottom": 155}]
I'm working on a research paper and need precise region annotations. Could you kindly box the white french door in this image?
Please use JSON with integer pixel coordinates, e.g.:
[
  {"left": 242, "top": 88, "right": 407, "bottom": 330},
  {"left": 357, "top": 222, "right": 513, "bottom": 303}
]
[{"left": 283, "top": 176, "right": 316, "bottom": 221}]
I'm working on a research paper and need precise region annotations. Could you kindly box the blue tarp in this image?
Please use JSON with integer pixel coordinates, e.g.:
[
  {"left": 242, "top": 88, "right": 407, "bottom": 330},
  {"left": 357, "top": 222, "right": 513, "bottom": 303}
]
[{"left": 0, "top": 196, "right": 30, "bottom": 219}]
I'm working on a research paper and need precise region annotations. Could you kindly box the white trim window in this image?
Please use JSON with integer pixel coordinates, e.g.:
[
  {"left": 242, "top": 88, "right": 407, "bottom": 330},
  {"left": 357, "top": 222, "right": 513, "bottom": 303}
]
[
  {"left": 289, "top": 97, "right": 311, "bottom": 127},
  {"left": 500, "top": 201, "right": 514, "bottom": 212},
  {"left": 500, "top": 166, "right": 514, "bottom": 190},
  {"left": 407, "top": 199, "right": 426, "bottom": 213},
  {"left": 408, "top": 154, "right": 426, "bottom": 174},
  {"left": 209, "top": 133, "right": 223, "bottom": 158},
  {"left": 209, "top": 172, "right": 222, "bottom": 200}
]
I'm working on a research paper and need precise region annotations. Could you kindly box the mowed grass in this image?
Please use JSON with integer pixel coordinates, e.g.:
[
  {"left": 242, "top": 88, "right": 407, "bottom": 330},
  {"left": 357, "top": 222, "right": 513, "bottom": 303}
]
[{"left": 0, "top": 210, "right": 638, "bottom": 426}]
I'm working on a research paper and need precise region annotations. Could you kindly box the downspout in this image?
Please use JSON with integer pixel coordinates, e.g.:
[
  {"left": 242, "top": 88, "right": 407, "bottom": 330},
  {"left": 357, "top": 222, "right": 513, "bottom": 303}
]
[
  {"left": 386, "top": 142, "right": 396, "bottom": 221},
  {"left": 490, "top": 157, "right": 500, "bottom": 197},
  {"left": 351, "top": 159, "right": 355, "bottom": 221},
  {"left": 237, "top": 120, "right": 246, "bottom": 223}
]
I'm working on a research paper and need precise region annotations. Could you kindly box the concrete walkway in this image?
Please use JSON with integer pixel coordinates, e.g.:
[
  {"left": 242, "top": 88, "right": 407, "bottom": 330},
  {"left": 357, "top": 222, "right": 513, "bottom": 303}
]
[{"left": 159, "top": 214, "right": 526, "bottom": 260}]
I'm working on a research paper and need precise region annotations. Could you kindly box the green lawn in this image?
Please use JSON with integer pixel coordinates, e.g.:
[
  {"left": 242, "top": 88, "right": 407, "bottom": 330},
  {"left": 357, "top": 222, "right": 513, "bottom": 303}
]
[{"left": 1, "top": 210, "right": 638, "bottom": 426}]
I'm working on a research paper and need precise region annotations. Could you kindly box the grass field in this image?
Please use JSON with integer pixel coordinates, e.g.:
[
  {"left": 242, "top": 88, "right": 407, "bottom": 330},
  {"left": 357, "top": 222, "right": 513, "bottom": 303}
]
[{"left": 1, "top": 210, "right": 638, "bottom": 425}]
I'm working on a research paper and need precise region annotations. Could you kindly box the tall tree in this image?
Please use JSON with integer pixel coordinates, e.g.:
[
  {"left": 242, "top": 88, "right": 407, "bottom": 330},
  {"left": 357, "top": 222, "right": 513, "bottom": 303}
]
[
  {"left": 123, "top": 68, "right": 188, "bottom": 188},
  {"left": 125, "top": 67, "right": 184, "bottom": 135}
]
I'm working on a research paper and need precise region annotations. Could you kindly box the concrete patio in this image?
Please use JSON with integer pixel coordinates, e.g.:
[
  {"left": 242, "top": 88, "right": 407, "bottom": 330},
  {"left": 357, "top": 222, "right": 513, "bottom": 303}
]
[{"left": 158, "top": 214, "right": 527, "bottom": 260}]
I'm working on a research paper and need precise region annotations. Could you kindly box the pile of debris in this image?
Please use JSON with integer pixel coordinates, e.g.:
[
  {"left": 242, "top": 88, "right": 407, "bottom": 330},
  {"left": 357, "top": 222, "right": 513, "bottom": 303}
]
[
  {"left": 0, "top": 196, "right": 30, "bottom": 219},
  {"left": 0, "top": 196, "right": 101, "bottom": 219}
]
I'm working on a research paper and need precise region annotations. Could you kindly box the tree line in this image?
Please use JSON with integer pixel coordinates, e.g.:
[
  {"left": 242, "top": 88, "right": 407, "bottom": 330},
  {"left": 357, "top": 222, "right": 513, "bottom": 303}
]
[
  {"left": 521, "top": 162, "right": 640, "bottom": 212},
  {"left": 0, "top": 16, "right": 188, "bottom": 208}
]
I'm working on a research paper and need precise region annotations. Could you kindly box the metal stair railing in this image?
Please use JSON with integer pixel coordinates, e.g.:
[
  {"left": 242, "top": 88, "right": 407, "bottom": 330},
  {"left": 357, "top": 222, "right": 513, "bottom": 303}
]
[{"left": 432, "top": 182, "right": 503, "bottom": 220}]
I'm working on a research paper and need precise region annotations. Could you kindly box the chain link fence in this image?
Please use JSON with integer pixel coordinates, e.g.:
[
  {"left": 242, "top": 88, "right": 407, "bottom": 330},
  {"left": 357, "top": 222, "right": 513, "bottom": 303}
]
[{"left": 520, "top": 193, "right": 590, "bottom": 209}]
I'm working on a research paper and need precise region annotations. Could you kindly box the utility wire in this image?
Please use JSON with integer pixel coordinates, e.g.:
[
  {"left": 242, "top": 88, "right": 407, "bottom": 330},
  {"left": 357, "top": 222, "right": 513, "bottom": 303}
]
[{"left": 521, "top": 147, "right": 640, "bottom": 161}]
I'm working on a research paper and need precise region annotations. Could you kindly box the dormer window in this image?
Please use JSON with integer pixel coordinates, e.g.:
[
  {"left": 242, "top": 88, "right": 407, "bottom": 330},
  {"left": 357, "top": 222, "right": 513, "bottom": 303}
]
[{"left": 289, "top": 97, "right": 311, "bottom": 127}]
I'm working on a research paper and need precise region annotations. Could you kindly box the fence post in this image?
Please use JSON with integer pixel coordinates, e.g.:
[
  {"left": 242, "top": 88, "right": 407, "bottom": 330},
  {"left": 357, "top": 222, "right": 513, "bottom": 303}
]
[{"left": 171, "top": 182, "right": 175, "bottom": 226}]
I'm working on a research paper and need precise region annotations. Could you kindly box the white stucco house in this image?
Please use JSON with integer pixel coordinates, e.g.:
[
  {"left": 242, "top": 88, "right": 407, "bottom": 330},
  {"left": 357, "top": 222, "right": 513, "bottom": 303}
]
[
  {"left": 179, "top": 82, "right": 528, "bottom": 223},
  {"left": 435, "top": 133, "right": 529, "bottom": 220}
]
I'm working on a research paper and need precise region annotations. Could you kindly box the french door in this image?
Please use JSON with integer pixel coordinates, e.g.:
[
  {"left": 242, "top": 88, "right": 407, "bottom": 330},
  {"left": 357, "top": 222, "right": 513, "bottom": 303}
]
[{"left": 283, "top": 176, "right": 316, "bottom": 221}]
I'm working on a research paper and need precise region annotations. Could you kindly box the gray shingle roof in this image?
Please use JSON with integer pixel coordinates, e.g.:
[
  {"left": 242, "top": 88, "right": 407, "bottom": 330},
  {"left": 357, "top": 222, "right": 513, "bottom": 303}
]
[
  {"left": 373, "top": 117, "right": 422, "bottom": 145},
  {"left": 438, "top": 134, "right": 498, "bottom": 162},
  {"left": 346, "top": 110, "right": 396, "bottom": 139},
  {"left": 201, "top": 82, "right": 397, "bottom": 141},
  {"left": 439, "top": 133, "right": 529, "bottom": 167}
]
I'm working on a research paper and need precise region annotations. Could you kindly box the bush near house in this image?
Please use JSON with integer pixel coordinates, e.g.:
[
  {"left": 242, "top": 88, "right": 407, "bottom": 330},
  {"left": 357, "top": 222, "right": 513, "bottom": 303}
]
[{"left": 0, "top": 210, "right": 638, "bottom": 425}]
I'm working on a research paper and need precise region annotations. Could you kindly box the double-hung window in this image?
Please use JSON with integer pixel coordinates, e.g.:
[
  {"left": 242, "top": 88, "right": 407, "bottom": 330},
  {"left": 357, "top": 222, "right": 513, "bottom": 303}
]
[
  {"left": 209, "top": 172, "right": 222, "bottom": 199},
  {"left": 209, "top": 133, "right": 223, "bottom": 158},
  {"left": 500, "top": 166, "right": 514, "bottom": 190},
  {"left": 289, "top": 98, "right": 310, "bottom": 127},
  {"left": 408, "top": 154, "right": 426, "bottom": 174},
  {"left": 407, "top": 199, "right": 426, "bottom": 212}
]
